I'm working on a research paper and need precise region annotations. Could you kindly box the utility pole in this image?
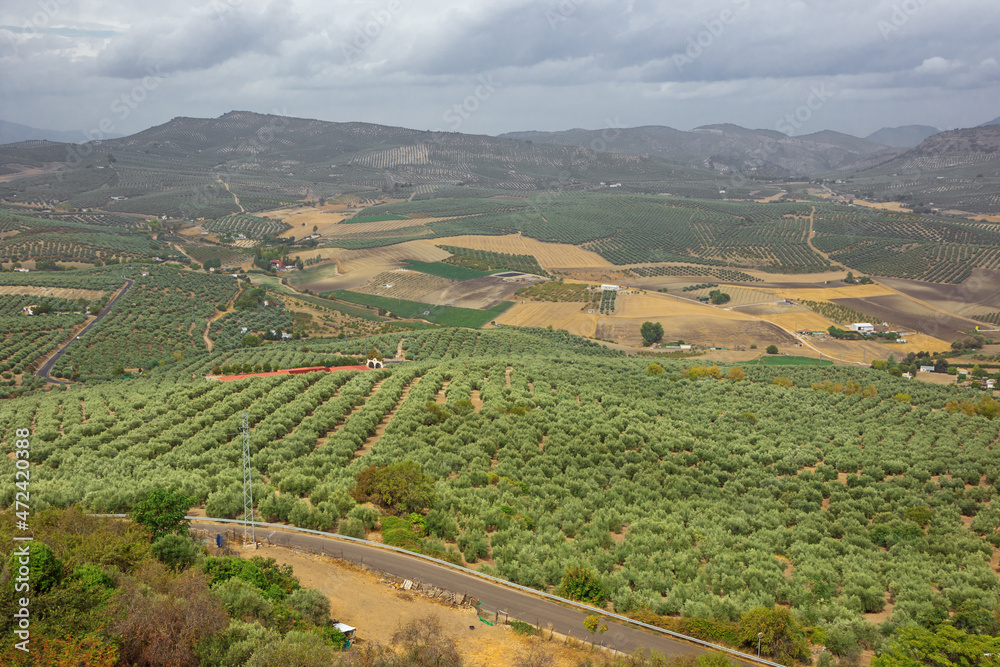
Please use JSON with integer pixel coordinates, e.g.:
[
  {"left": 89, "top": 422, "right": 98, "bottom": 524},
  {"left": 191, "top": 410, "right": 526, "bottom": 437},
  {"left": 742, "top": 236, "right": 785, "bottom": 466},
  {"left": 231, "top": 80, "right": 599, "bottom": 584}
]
[{"left": 241, "top": 412, "right": 256, "bottom": 547}]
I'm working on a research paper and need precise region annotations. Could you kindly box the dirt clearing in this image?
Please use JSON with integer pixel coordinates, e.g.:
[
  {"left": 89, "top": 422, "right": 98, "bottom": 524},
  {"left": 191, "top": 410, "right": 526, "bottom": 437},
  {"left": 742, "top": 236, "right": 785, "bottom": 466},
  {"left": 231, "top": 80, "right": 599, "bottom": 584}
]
[
  {"left": 0, "top": 285, "right": 106, "bottom": 300},
  {"left": 419, "top": 275, "right": 533, "bottom": 309},
  {"left": 354, "top": 270, "right": 454, "bottom": 301},
  {"left": 234, "top": 544, "right": 592, "bottom": 667}
]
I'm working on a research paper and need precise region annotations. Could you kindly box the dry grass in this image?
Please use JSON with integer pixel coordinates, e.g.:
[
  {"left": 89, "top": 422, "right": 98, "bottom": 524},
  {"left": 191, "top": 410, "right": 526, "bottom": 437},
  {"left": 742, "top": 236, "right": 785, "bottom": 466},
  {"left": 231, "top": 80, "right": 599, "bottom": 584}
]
[
  {"left": 0, "top": 285, "right": 106, "bottom": 300},
  {"left": 771, "top": 284, "right": 897, "bottom": 300},
  {"left": 435, "top": 234, "right": 613, "bottom": 269},
  {"left": 497, "top": 301, "right": 599, "bottom": 338},
  {"left": 851, "top": 199, "right": 912, "bottom": 212}
]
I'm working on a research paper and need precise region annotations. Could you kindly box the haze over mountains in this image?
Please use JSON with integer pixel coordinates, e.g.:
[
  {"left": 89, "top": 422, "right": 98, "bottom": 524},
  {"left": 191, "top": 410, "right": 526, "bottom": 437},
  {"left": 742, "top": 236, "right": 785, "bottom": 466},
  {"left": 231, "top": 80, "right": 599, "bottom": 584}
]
[
  {"left": 0, "top": 119, "right": 104, "bottom": 145},
  {"left": 2, "top": 110, "right": 999, "bottom": 215}
]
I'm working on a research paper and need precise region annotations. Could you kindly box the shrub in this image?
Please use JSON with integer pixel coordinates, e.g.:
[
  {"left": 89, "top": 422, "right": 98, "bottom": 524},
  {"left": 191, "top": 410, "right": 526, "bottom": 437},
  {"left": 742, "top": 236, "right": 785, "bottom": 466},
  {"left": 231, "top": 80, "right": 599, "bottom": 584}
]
[
  {"left": 151, "top": 533, "right": 202, "bottom": 571},
  {"left": 285, "top": 588, "right": 331, "bottom": 626},
  {"left": 557, "top": 566, "right": 607, "bottom": 605},
  {"left": 766, "top": 345, "right": 779, "bottom": 354}
]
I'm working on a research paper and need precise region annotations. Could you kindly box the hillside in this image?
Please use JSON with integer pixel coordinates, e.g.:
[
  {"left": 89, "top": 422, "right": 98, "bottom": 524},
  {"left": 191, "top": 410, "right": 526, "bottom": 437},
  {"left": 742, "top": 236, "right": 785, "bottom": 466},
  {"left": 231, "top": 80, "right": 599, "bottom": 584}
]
[
  {"left": 865, "top": 125, "right": 941, "bottom": 148},
  {"left": 839, "top": 125, "right": 1000, "bottom": 213},
  {"left": 2, "top": 325, "right": 1000, "bottom": 666},
  {"left": 501, "top": 123, "right": 898, "bottom": 176},
  {"left": 0, "top": 111, "right": 728, "bottom": 217},
  {"left": 0, "top": 119, "right": 99, "bottom": 145}
]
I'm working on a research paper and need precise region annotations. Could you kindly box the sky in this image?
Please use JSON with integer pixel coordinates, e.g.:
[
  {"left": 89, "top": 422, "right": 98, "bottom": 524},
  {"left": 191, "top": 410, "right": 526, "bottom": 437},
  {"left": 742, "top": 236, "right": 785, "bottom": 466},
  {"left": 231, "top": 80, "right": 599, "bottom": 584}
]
[{"left": 1, "top": 0, "right": 998, "bottom": 141}]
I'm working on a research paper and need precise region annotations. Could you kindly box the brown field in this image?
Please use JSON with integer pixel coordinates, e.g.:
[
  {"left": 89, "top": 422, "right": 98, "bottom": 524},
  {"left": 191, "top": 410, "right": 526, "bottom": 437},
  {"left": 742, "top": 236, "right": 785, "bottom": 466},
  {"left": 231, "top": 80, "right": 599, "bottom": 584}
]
[
  {"left": 914, "top": 371, "right": 961, "bottom": 386},
  {"left": 832, "top": 295, "right": 980, "bottom": 340},
  {"left": 259, "top": 203, "right": 353, "bottom": 236},
  {"left": 0, "top": 285, "right": 105, "bottom": 300},
  {"left": 878, "top": 272, "right": 1000, "bottom": 318},
  {"left": 419, "top": 275, "right": 535, "bottom": 309},
  {"left": 499, "top": 291, "right": 797, "bottom": 348},
  {"left": 756, "top": 310, "right": 839, "bottom": 331},
  {"left": 286, "top": 241, "right": 452, "bottom": 292},
  {"left": 682, "top": 285, "right": 784, "bottom": 307},
  {"left": 496, "top": 302, "right": 598, "bottom": 338},
  {"left": 769, "top": 284, "right": 897, "bottom": 300},
  {"left": 756, "top": 191, "right": 788, "bottom": 203},
  {"left": 435, "top": 233, "right": 613, "bottom": 269},
  {"left": 851, "top": 199, "right": 911, "bottom": 212},
  {"left": 0, "top": 161, "right": 65, "bottom": 182},
  {"left": 353, "top": 270, "right": 454, "bottom": 301}
]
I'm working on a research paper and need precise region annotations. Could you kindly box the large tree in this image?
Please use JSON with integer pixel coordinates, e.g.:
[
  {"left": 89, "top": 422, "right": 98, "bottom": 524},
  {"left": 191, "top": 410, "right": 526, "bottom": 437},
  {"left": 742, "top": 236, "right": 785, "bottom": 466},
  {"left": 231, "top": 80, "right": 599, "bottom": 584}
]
[
  {"left": 640, "top": 321, "right": 664, "bottom": 346},
  {"left": 131, "top": 488, "right": 194, "bottom": 541},
  {"left": 350, "top": 461, "right": 436, "bottom": 515}
]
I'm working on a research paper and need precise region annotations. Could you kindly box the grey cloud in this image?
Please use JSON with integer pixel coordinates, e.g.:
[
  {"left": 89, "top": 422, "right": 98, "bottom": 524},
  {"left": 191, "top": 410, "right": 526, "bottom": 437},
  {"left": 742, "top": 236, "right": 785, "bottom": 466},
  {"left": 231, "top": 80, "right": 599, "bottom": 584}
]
[{"left": 94, "top": 1, "right": 297, "bottom": 78}]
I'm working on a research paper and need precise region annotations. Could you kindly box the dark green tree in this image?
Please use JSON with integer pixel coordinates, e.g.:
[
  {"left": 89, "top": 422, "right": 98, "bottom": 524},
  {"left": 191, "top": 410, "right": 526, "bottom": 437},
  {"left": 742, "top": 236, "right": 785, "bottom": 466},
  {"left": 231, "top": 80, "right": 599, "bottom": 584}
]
[
  {"left": 640, "top": 321, "right": 664, "bottom": 346},
  {"left": 131, "top": 488, "right": 194, "bottom": 541}
]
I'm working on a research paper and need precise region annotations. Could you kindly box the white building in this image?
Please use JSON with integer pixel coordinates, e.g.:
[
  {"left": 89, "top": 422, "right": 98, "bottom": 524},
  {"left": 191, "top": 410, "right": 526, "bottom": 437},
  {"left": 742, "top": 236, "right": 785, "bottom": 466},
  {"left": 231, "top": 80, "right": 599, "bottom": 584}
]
[
  {"left": 850, "top": 323, "right": 875, "bottom": 333},
  {"left": 919, "top": 365, "right": 935, "bottom": 373},
  {"left": 601, "top": 284, "right": 620, "bottom": 292}
]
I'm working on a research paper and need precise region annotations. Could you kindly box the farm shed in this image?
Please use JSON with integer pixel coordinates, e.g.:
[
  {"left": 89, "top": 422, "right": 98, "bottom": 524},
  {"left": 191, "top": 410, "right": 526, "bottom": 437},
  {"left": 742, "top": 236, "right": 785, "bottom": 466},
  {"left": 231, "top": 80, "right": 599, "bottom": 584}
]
[{"left": 850, "top": 323, "right": 875, "bottom": 333}]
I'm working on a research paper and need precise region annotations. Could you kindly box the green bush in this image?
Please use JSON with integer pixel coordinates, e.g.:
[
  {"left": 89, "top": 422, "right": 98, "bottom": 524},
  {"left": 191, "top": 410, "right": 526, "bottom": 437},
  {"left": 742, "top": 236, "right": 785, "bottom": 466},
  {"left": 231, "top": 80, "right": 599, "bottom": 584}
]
[{"left": 556, "top": 566, "right": 607, "bottom": 605}]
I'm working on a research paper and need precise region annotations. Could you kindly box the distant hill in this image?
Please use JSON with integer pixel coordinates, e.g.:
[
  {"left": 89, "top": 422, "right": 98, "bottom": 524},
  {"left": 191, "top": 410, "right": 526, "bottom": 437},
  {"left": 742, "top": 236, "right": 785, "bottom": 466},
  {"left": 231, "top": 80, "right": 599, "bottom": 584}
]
[
  {"left": 904, "top": 125, "right": 1000, "bottom": 157},
  {"left": 978, "top": 115, "right": 1000, "bottom": 127},
  {"left": 0, "top": 111, "right": 726, "bottom": 217},
  {"left": 0, "top": 119, "right": 111, "bottom": 145},
  {"left": 836, "top": 125, "right": 1000, "bottom": 214},
  {"left": 501, "top": 123, "right": 896, "bottom": 176},
  {"left": 864, "top": 125, "right": 940, "bottom": 148}
]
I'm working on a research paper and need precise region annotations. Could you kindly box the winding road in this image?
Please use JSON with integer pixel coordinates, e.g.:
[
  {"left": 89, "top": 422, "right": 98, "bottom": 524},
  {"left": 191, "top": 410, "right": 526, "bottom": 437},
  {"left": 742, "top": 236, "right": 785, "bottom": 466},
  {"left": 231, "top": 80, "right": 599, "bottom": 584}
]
[
  {"left": 190, "top": 520, "right": 771, "bottom": 667},
  {"left": 35, "top": 278, "right": 133, "bottom": 383}
]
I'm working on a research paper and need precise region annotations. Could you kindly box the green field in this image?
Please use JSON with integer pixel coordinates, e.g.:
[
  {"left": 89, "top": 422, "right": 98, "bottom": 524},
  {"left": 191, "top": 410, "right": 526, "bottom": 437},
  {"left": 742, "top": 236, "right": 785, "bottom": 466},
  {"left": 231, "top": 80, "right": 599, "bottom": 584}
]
[
  {"left": 424, "top": 301, "right": 513, "bottom": 328},
  {"left": 402, "top": 259, "right": 491, "bottom": 281},
  {"left": 326, "top": 290, "right": 432, "bottom": 319},
  {"left": 345, "top": 214, "right": 408, "bottom": 223}
]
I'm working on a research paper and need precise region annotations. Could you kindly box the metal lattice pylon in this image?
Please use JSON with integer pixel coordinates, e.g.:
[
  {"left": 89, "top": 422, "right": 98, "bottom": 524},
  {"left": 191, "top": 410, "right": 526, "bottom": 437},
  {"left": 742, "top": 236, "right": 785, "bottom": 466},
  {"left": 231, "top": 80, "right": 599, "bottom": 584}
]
[{"left": 241, "top": 412, "right": 256, "bottom": 546}]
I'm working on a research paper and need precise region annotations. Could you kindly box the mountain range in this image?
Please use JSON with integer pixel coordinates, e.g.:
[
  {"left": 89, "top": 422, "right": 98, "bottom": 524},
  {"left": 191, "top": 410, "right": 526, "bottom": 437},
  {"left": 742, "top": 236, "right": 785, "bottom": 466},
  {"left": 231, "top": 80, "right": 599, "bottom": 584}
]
[{"left": 1, "top": 111, "right": 998, "bottom": 215}]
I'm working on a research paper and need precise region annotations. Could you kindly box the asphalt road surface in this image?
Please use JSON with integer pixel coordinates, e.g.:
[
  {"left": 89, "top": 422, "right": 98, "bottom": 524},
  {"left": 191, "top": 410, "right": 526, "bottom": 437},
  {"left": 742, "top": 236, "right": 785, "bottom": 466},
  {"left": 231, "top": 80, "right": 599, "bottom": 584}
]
[
  {"left": 191, "top": 521, "right": 759, "bottom": 666},
  {"left": 36, "top": 278, "right": 133, "bottom": 383}
]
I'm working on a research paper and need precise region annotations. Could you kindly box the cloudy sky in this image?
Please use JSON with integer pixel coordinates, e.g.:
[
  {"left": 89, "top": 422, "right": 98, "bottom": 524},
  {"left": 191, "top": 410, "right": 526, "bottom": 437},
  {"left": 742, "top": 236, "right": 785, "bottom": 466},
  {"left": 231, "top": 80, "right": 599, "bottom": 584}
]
[{"left": 1, "top": 0, "right": 998, "bottom": 141}]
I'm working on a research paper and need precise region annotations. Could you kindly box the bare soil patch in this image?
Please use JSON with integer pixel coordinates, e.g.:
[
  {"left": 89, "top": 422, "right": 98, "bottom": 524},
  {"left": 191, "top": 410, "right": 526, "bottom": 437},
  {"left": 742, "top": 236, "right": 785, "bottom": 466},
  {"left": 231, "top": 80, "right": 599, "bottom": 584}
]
[
  {"left": 0, "top": 161, "right": 65, "bottom": 182},
  {"left": 419, "top": 275, "right": 529, "bottom": 309},
  {"left": 879, "top": 272, "right": 1000, "bottom": 317},
  {"left": 831, "top": 295, "right": 980, "bottom": 340},
  {"left": 354, "top": 270, "right": 454, "bottom": 301},
  {"left": 233, "top": 544, "right": 588, "bottom": 666}
]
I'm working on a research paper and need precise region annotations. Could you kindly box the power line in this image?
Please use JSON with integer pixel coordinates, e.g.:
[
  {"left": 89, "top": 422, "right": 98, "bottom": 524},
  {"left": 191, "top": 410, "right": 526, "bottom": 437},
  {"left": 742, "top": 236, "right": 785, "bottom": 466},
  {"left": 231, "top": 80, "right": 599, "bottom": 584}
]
[{"left": 241, "top": 411, "right": 256, "bottom": 547}]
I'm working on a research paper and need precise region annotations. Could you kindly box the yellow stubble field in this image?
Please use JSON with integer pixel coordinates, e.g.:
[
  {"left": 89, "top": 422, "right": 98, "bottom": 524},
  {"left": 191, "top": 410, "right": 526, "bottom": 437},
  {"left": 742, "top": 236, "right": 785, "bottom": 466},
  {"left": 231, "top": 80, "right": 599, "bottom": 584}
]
[{"left": 434, "top": 234, "right": 613, "bottom": 270}]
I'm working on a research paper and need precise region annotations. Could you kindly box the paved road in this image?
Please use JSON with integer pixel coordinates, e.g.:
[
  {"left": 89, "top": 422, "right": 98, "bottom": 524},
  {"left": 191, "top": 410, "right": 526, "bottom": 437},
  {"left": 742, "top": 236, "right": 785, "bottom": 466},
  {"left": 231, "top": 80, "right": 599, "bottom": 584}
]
[
  {"left": 36, "top": 278, "right": 133, "bottom": 383},
  {"left": 191, "top": 521, "right": 759, "bottom": 666}
]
